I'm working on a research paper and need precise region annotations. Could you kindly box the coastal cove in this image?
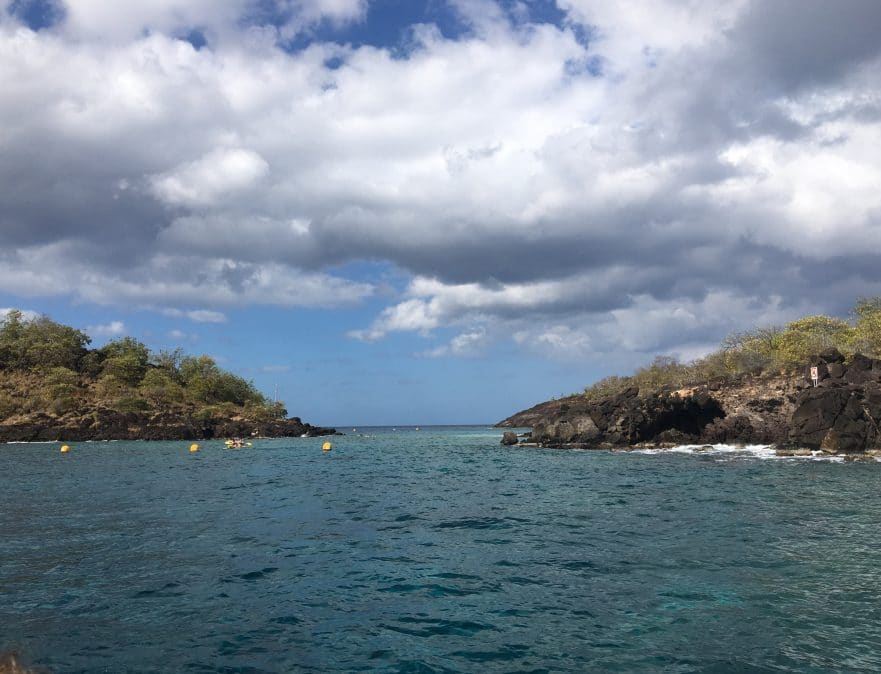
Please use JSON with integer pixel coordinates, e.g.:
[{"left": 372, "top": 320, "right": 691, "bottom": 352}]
[{"left": 4, "top": 428, "right": 881, "bottom": 673}]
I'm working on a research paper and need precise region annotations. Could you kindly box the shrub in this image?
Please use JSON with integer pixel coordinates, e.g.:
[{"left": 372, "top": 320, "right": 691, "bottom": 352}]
[
  {"left": 50, "top": 396, "right": 77, "bottom": 416},
  {"left": 100, "top": 337, "right": 150, "bottom": 386},
  {"left": 0, "top": 393, "right": 18, "bottom": 419},
  {"left": 139, "top": 368, "right": 185, "bottom": 404},
  {"left": 180, "top": 355, "right": 264, "bottom": 405},
  {"left": 775, "top": 315, "right": 853, "bottom": 364}
]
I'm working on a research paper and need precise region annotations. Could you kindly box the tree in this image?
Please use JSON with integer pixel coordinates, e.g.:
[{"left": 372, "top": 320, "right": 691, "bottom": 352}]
[
  {"left": 244, "top": 400, "right": 288, "bottom": 423},
  {"left": 720, "top": 325, "right": 783, "bottom": 372},
  {"left": 179, "top": 355, "right": 264, "bottom": 405},
  {"left": 0, "top": 309, "right": 26, "bottom": 368},
  {"left": 179, "top": 355, "right": 221, "bottom": 402},
  {"left": 0, "top": 310, "right": 90, "bottom": 371},
  {"left": 774, "top": 315, "right": 853, "bottom": 364},
  {"left": 633, "top": 355, "right": 689, "bottom": 390},
  {"left": 151, "top": 348, "right": 184, "bottom": 383},
  {"left": 851, "top": 297, "right": 881, "bottom": 357},
  {"left": 852, "top": 297, "right": 881, "bottom": 320},
  {"left": 100, "top": 337, "right": 150, "bottom": 386},
  {"left": 139, "top": 368, "right": 185, "bottom": 404}
]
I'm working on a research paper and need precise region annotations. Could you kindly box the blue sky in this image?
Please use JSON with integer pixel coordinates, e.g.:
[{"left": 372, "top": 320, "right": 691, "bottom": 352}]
[{"left": 2, "top": 1, "right": 881, "bottom": 425}]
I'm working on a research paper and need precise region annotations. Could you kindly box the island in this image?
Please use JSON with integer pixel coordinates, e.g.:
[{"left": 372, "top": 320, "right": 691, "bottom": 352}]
[
  {"left": 0, "top": 310, "right": 334, "bottom": 442},
  {"left": 498, "top": 300, "right": 881, "bottom": 458}
]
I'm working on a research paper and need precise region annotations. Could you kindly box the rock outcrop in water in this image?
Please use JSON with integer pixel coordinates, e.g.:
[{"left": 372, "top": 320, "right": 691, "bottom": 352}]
[{"left": 498, "top": 349, "right": 881, "bottom": 455}]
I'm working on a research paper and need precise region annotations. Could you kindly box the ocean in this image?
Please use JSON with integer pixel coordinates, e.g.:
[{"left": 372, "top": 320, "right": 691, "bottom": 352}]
[{"left": 2, "top": 427, "right": 881, "bottom": 673}]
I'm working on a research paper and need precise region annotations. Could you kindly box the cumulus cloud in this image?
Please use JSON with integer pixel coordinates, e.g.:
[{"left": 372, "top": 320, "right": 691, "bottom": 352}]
[
  {"left": 1, "top": 0, "right": 881, "bottom": 363},
  {"left": 53, "top": 0, "right": 367, "bottom": 41},
  {"left": 168, "top": 328, "right": 198, "bottom": 342},
  {"left": 422, "top": 328, "right": 489, "bottom": 358},
  {"left": 86, "top": 320, "right": 126, "bottom": 336},
  {"left": 162, "top": 308, "right": 228, "bottom": 323},
  {"left": 150, "top": 148, "right": 269, "bottom": 207}
]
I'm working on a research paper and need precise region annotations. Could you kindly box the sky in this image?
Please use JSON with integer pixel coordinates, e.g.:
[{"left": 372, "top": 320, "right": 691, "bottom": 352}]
[{"left": 2, "top": 0, "right": 881, "bottom": 426}]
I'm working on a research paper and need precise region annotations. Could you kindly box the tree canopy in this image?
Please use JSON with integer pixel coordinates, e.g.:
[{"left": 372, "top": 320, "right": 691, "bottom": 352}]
[
  {"left": 0, "top": 309, "right": 272, "bottom": 417},
  {"left": 0, "top": 310, "right": 90, "bottom": 371}
]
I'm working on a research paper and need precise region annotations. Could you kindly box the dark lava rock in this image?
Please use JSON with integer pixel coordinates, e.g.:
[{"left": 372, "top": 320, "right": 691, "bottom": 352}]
[
  {"left": 787, "top": 351, "right": 881, "bottom": 453},
  {"left": 804, "top": 360, "right": 829, "bottom": 385},
  {"left": 505, "top": 351, "right": 881, "bottom": 454},
  {"left": 789, "top": 387, "right": 850, "bottom": 449},
  {"left": 827, "top": 362, "right": 846, "bottom": 379},
  {"left": 820, "top": 347, "right": 846, "bottom": 364},
  {"left": 746, "top": 398, "right": 783, "bottom": 413},
  {"left": 789, "top": 387, "right": 874, "bottom": 453},
  {"left": 702, "top": 414, "right": 755, "bottom": 444},
  {"left": 501, "top": 431, "right": 519, "bottom": 446},
  {"left": 845, "top": 354, "right": 880, "bottom": 385},
  {"left": 0, "top": 410, "right": 335, "bottom": 442},
  {"left": 531, "top": 388, "right": 724, "bottom": 448}
]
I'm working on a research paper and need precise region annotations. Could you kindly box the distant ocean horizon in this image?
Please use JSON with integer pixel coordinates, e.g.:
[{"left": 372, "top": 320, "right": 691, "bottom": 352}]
[{"left": 3, "top": 428, "right": 881, "bottom": 672}]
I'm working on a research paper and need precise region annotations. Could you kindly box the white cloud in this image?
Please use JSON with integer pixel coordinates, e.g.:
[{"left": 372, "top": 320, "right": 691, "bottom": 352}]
[
  {"left": 56, "top": 0, "right": 366, "bottom": 42},
  {"left": 511, "top": 292, "right": 802, "bottom": 365},
  {"left": 423, "top": 329, "right": 488, "bottom": 358},
  {"left": 558, "top": 0, "right": 747, "bottom": 66},
  {"left": 168, "top": 328, "right": 198, "bottom": 341},
  {"left": 162, "top": 308, "right": 228, "bottom": 323},
  {"left": 1, "top": 1, "right": 881, "bottom": 364},
  {"left": 513, "top": 325, "right": 593, "bottom": 361},
  {"left": 349, "top": 298, "right": 440, "bottom": 341},
  {"left": 150, "top": 148, "right": 269, "bottom": 206},
  {"left": 59, "top": 0, "right": 245, "bottom": 41},
  {"left": 87, "top": 320, "right": 126, "bottom": 336}
]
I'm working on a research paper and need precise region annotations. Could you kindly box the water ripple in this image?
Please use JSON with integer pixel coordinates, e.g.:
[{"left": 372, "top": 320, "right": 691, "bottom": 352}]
[{"left": 3, "top": 430, "right": 881, "bottom": 673}]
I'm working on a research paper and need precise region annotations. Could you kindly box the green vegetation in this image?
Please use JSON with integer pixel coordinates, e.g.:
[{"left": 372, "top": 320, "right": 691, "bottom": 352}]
[
  {"left": 0, "top": 310, "right": 89, "bottom": 371},
  {"left": 583, "top": 298, "right": 881, "bottom": 401},
  {"left": 0, "top": 310, "right": 286, "bottom": 421}
]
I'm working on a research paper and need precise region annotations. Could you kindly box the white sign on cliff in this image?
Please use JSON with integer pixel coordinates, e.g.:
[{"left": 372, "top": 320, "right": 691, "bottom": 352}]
[{"left": 810, "top": 366, "right": 819, "bottom": 386}]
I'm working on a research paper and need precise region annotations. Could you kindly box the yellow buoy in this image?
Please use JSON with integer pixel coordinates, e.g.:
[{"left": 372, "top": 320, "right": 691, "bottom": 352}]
[
  {"left": 60, "top": 445, "right": 70, "bottom": 453},
  {"left": 190, "top": 443, "right": 199, "bottom": 452},
  {"left": 322, "top": 441, "right": 332, "bottom": 452}
]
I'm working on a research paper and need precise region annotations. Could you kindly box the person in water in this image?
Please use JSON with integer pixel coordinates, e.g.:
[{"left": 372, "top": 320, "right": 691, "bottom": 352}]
[{"left": 0, "top": 651, "right": 43, "bottom": 674}]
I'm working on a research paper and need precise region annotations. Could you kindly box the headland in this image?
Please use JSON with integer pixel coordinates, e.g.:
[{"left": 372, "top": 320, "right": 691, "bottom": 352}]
[{"left": 0, "top": 310, "right": 334, "bottom": 442}]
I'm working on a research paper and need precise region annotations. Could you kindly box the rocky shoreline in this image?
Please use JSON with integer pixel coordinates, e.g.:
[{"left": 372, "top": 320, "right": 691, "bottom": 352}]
[
  {"left": 498, "top": 348, "right": 881, "bottom": 457},
  {"left": 0, "top": 408, "right": 336, "bottom": 443}
]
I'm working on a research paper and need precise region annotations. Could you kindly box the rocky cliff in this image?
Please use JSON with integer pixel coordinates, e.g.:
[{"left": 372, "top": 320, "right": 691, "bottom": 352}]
[{"left": 498, "top": 348, "right": 881, "bottom": 454}]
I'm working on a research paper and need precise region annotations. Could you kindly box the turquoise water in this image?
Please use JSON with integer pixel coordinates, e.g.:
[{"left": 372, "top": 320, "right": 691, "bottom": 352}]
[{"left": 2, "top": 427, "right": 881, "bottom": 673}]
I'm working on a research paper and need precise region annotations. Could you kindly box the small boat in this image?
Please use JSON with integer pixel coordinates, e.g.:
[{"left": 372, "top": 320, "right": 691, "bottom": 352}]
[{"left": 224, "top": 438, "right": 252, "bottom": 448}]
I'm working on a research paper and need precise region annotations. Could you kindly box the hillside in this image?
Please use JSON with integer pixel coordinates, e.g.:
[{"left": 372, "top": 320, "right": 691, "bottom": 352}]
[
  {"left": 0, "top": 310, "right": 333, "bottom": 441},
  {"left": 499, "top": 349, "right": 881, "bottom": 455},
  {"left": 497, "top": 299, "right": 881, "bottom": 455},
  {"left": 497, "top": 397, "right": 578, "bottom": 428}
]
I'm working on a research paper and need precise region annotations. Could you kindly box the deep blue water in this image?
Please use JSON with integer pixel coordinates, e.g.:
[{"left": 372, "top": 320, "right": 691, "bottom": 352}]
[{"left": 2, "top": 427, "right": 881, "bottom": 673}]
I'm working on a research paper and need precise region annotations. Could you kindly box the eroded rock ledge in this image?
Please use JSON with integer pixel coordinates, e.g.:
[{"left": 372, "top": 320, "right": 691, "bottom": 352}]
[
  {"left": 499, "top": 349, "right": 881, "bottom": 455},
  {"left": 0, "top": 408, "right": 335, "bottom": 442}
]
